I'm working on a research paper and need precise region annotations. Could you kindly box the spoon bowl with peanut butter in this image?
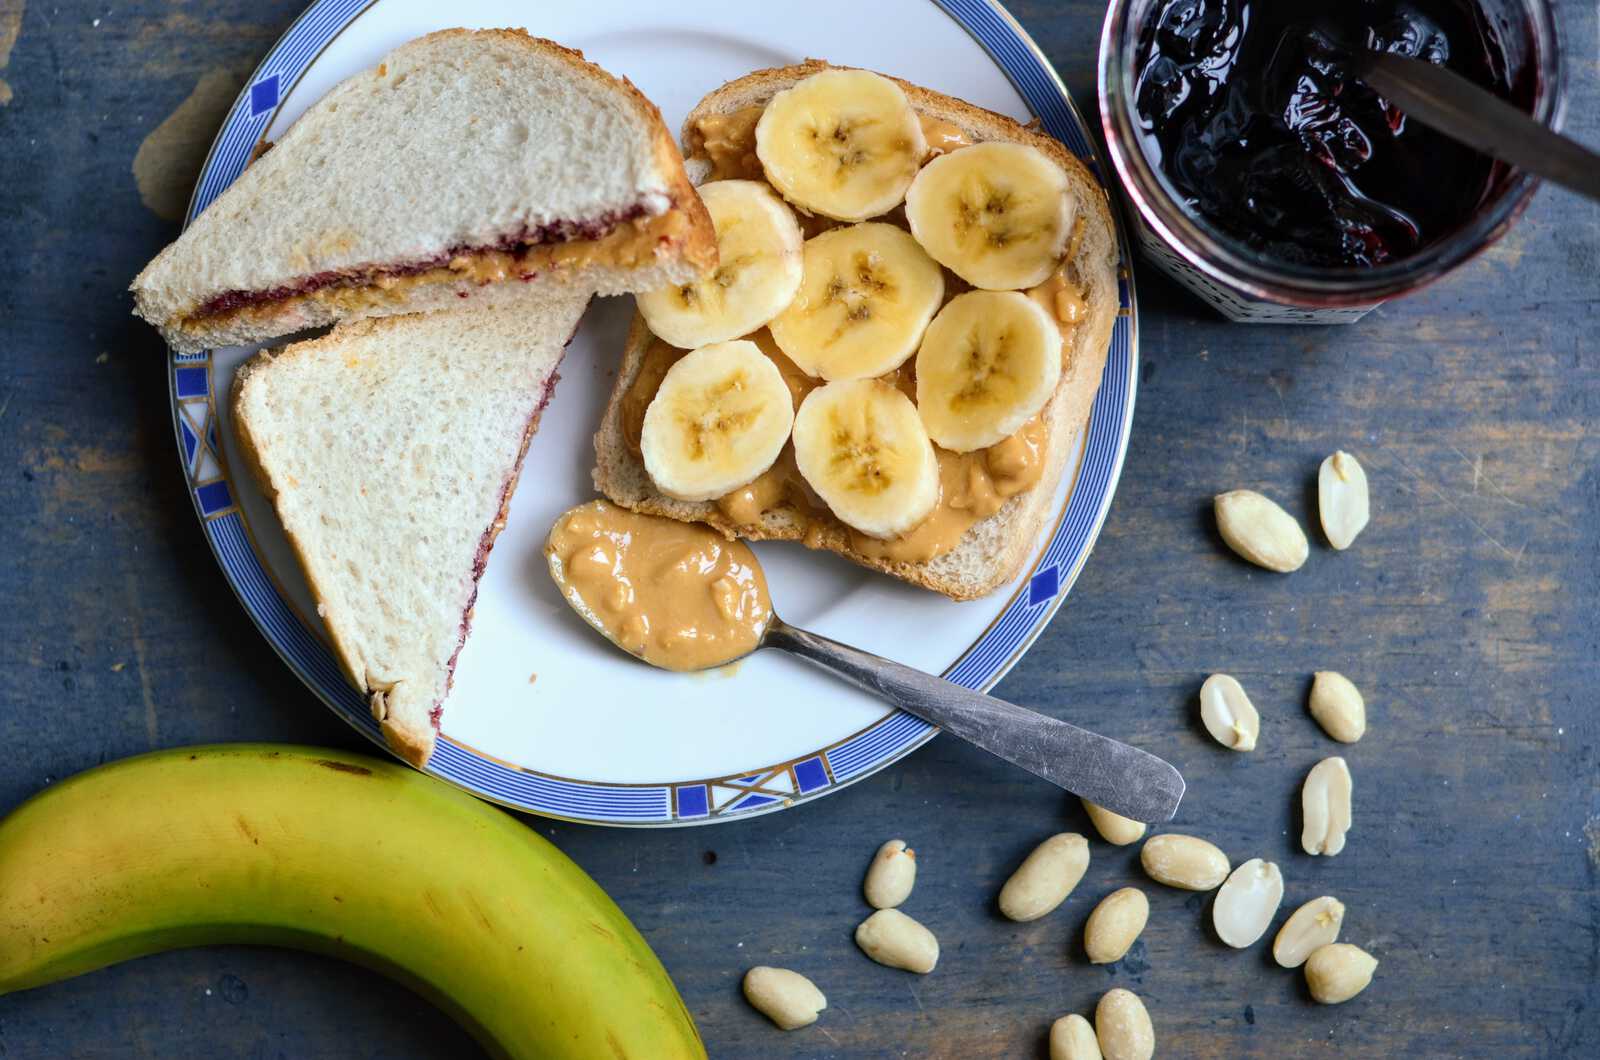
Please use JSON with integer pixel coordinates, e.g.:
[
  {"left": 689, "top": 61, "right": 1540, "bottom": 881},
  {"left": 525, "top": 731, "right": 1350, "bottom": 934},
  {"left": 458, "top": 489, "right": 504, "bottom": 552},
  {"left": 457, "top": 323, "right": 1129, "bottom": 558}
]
[{"left": 546, "top": 500, "right": 1184, "bottom": 823}]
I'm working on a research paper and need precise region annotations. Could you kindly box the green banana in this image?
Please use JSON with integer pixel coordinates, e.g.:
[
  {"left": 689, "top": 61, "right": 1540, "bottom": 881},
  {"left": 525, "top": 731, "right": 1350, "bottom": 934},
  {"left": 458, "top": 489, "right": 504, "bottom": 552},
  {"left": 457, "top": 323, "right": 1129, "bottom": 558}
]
[{"left": 0, "top": 744, "right": 704, "bottom": 1060}]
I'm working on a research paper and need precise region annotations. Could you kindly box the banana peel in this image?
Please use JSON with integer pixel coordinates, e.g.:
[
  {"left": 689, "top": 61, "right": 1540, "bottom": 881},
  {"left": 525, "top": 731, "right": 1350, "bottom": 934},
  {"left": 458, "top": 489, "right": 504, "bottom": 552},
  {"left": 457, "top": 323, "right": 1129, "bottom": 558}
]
[{"left": 0, "top": 744, "right": 705, "bottom": 1060}]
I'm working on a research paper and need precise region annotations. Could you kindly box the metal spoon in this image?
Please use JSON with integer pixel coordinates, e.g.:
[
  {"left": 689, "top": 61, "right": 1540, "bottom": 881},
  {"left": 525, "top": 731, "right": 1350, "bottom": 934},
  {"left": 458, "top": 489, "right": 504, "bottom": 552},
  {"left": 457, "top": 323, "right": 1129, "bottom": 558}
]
[
  {"left": 757, "top": 617, "right": 1185, "bottom": 822},
  {"left": 1356, "top": 51, "right": 1600, "bottom": 205},
  {"left": 548, "top": 532, "right": 1185, "bottom": 823}
]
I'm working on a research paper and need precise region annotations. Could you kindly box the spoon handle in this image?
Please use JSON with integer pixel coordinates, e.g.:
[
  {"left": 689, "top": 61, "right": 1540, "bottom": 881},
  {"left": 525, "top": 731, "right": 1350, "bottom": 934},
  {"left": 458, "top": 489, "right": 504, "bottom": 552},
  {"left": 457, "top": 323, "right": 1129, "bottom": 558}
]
[
  {"left": 765, "top": 620, "right": 1184, "bottom": 822},
  {"left": 1359, "top": 52, "right": 1600, "bottom": 205}
]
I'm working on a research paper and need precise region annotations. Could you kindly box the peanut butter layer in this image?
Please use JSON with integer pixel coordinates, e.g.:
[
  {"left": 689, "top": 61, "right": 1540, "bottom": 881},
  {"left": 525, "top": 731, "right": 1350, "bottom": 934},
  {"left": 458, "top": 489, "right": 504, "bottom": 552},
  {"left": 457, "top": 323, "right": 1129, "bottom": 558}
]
[
  {"left": 919, "top": 115, "right": 974, "bottom": 157},
  {"left": 183, "top": 209, "right": 691, "bottom": 330},
  {"left": 1027, "top": 260, "right": 1087, "bottom": 328},
  {"left": 695, "top": 107, "right": 765, "bottom": 181}
]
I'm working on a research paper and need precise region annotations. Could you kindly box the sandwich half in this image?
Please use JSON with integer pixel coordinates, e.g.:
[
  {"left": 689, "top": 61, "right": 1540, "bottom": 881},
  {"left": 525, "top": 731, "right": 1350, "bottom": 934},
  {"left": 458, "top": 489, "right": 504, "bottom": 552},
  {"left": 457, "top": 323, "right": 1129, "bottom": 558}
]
[
  {"left": 135, "top": 29, "right": 715, "bottom": 354},
  {"left": 231, "top": 295, "right": 589, "bottom": 766},
  {"left": 591, "top": 62, "right": 1119, "bottom": 600}
]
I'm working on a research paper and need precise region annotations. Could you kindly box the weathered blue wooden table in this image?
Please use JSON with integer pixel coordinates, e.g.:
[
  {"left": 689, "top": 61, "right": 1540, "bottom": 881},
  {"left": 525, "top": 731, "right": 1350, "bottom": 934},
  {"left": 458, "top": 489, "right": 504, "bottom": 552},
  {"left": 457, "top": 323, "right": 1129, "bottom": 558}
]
[{"left": 2, "top": 1, "right": 1597, "bottom": 1056}]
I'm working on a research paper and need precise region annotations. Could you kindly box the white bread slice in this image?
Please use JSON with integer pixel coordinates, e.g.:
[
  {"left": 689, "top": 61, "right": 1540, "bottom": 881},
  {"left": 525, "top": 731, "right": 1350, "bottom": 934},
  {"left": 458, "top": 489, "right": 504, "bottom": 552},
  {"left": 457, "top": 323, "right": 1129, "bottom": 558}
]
[
  {"left": 231, "top": 295, "right": 589, "bottom": 766},
  {"left": 135, "top": 29, "right": 714, "bottom": 354},
  {"left": 592, "top": 62, "right": 1120, "bottom": 600}
]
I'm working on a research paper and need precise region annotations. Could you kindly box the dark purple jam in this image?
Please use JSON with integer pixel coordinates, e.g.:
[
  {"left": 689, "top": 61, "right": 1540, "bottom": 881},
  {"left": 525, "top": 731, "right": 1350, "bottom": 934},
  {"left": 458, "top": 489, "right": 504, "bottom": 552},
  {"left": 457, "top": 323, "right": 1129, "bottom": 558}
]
[{"left": 1133, "top": 0, "right": 1518, "bottom": 268}]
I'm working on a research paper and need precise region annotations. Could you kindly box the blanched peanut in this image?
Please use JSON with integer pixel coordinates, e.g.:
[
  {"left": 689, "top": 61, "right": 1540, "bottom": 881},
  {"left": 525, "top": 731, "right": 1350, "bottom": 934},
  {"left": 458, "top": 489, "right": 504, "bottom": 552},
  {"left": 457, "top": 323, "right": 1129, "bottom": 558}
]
[
  {"left": 854, "top": 908, "right": 938, "bottom": 973},
  {"left": 1083, "top": 887, "right": 1149, "bottom": 964},
  {"left": 1273, "top": 896, "right": 1346, "bottom": 968},
  {"left": 1140, "top": 833, "right": 1230, "bottom": 890},
  {"left": 1214, "top": 489, "right": 1308, "bottom": 572},
  {"left": 1301, "top": 756, "right": 1353, "bottom": 856},
  {"left": 1309, "top": 671, "right": 1366, "bottom": 743},
  {"left": 742, "top": 966, "right": 826, "bottom": 1030},
  {"left": 1049, "top": 1013, "right": 1103, "bottom": 1060},
  {"left": 998, "top": 833, "right": 1090, "bottom": 921},
  {"left": 1319, "top": 450, "right": 1370, "bottom": 550},
  {"left": 862, "top": 838, "right": 916, "bottom": 909},
  {"left": 1305, "top": 942, "right": 1378, "bottom": 1004},
  {"left": 1211, "top": 858, "right": 1283, "bottom": 948},
  {"left": 1082, "top": 799, "right": 1147, "bottom": 846},
  {"left": 1095, "top": 988, "right": 1155, "bottom": 1060},
  {"left": 1199, "top": 673, "right": 1259, "bottom": 751}
]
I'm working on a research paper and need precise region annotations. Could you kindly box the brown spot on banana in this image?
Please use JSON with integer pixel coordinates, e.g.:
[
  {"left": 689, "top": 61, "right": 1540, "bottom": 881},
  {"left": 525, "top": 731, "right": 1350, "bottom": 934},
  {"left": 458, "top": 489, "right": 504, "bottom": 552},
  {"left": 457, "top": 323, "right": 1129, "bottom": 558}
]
[
  {"left": 465, "top": 892, "right": 496, "bottom": 936},
  {"left": 313, "top": 759, "right": 373, "bottom": 776}
]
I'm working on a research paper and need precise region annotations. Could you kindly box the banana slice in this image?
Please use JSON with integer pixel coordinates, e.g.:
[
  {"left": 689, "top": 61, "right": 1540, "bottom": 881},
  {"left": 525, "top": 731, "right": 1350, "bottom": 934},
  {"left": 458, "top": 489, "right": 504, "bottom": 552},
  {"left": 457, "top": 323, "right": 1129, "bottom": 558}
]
[
  {"left": 792, "top": 379, "right": 938, "bottom": 539},
  {"left": 755, "top": 69, "right": 928, "bottom": 222},
  {"left": 905, "top": 141, "right": 1074, "bottom": 290},
  {"left": 915, "top": 290, "right": 1062, "bottom": 453},
  {"left": 636, "top": 180, "right": 803, "bottom": 349},
  {"left": 768, "top": 222, "right": 945, "bottom": 381},
  {"left": 641, "top": 339, "right": 796, "bottom": 501}
]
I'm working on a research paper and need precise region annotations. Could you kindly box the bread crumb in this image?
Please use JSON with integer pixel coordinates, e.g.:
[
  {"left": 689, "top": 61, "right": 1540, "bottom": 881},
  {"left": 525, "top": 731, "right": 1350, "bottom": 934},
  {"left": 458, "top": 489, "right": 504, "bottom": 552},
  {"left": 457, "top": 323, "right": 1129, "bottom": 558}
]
[
  {"left": 527, "top": 672, "right": 538, "bottom": 685},
  {"left": 110, "top": 662, "right": 126, "bottom": 672}
]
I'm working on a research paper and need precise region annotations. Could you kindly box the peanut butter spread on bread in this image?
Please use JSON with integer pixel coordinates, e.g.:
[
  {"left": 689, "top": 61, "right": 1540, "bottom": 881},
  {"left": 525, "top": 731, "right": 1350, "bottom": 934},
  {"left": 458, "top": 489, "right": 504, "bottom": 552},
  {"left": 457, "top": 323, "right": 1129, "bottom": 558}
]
[
  {"left": 918, "top": 115, "right": 974, "bottom": 157},
  {"left": 850, "top": 416, "right": 1046, "bottom": 563},
  {"left": 631, "top": 97, "right": 1086, "bottom": 565},
  {"left": 694, "top": 108, "right": 766, "bottom": 180},
  {"left": 621, "top": 329, "right": 1048, "bottom": 564}
]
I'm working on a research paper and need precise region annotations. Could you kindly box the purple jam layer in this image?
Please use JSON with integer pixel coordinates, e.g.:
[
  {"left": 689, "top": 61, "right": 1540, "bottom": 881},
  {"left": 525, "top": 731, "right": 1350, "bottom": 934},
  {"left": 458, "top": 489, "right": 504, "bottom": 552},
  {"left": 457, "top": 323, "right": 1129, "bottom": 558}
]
[{"left": 193, "top": 206, "right": 648, "bottom": 320}]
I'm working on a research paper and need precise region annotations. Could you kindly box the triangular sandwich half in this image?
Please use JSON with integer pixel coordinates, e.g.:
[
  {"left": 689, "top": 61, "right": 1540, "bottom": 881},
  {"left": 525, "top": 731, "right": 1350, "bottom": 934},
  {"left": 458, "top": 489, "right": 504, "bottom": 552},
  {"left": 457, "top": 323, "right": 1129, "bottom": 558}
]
[
  {"left": 231, "top": 296, "right": 588, "bottom": 766},
  {"left": 135, "top": 29, "right": 714, "bottom": 354}
]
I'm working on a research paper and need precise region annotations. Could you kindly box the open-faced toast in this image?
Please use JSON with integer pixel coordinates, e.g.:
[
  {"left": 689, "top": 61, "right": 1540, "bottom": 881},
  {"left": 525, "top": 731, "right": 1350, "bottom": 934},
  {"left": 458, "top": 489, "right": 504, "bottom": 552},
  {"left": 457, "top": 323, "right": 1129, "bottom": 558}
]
[{"left": 592, "top": 61, "right": 1119, "bottom": 600}]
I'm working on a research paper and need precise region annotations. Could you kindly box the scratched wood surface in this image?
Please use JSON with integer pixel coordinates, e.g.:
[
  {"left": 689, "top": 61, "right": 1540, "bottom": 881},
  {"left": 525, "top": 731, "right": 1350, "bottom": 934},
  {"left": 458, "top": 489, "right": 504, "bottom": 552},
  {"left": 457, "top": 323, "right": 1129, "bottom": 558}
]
[{"left": 1, "top": 1, "right": 1597, "bottom": 1057}]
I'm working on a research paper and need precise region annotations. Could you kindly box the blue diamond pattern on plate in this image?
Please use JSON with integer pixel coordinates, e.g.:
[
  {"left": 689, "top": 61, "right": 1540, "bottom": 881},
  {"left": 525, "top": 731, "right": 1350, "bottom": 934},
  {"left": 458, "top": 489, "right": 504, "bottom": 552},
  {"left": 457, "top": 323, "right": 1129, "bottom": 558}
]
[
  {"left": 793, "top": 757, "right": 829, "bottom": 793},
  {"left": 675, "top": 785, "right": 708, "bottom": 818},
  {"left": 249, "top": 74, "right": 280, "bottom": 117},
  {"left": 175, "top": 366, "right": 208, "bottom": 398},
  {"left": 195, "top": 480, "right": 232, "bottom": 516},
  {"left": 1028, "top": 567, "right": 1061, "bottom": 605}
]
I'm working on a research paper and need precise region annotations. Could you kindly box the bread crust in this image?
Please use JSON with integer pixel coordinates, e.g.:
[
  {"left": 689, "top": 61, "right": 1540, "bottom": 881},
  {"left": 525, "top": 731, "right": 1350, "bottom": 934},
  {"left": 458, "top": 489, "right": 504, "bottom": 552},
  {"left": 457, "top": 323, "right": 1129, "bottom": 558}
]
[
  {"left": 593, "top": 62, "right": 1120, "bottom": 600},
  {"left": 136, "top": 28, "right": 715, "bottom": 354}
]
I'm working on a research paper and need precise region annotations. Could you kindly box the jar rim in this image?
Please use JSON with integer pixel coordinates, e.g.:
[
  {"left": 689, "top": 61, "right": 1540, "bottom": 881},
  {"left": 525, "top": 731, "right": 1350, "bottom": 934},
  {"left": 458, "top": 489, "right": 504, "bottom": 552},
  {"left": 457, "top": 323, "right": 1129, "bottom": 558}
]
[{"left": 1097, "top": 0, "right": 1566, "bottom": 308}]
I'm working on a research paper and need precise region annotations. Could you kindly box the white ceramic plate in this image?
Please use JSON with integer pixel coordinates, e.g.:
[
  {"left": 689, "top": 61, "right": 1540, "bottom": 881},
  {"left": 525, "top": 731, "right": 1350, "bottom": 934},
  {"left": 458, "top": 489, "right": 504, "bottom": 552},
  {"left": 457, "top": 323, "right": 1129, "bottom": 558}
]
[{"left": 170, "top": 0, "right": 1138, "bottom": 826}]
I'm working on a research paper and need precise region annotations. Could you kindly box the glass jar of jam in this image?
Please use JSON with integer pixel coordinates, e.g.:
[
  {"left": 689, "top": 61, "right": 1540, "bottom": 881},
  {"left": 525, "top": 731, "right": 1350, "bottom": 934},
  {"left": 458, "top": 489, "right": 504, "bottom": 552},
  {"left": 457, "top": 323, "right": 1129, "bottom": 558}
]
[{"left": 1098, "top": 0, "right": 1564, "bottom": 323}]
